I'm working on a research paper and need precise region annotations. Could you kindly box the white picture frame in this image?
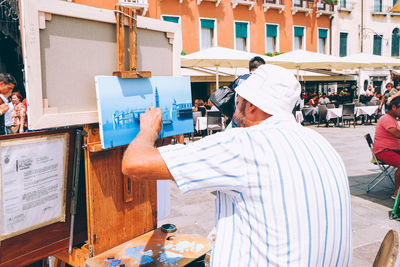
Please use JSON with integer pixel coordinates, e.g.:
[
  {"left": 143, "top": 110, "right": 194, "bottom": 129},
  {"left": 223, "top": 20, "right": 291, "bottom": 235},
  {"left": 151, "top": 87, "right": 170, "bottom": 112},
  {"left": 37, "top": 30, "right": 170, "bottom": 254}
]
[{"left": 20, "top": 0, "right": 182, "bottom": 130}]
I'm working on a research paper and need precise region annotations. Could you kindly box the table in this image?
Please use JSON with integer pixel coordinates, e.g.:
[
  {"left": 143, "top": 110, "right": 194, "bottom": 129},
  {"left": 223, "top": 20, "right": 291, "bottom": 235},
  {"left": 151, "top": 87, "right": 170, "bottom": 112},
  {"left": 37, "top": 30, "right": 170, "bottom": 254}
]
[
  {"left": 326, "top": 108, "right": 342, "bottom": 120},
  {"left": 355, "top": 105, "right": 379, "bottom": 117},
  {"left": 301, "top": 107, "right": 318, "bottom": 123},
  {"left": 196, "top": 117, "right": 225, "bottom": 132}
]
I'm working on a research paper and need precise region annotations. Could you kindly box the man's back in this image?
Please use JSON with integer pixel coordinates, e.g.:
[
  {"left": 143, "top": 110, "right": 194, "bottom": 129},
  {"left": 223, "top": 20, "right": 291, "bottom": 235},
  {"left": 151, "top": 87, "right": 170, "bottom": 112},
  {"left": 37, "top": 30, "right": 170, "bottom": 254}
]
[{"left": 159, "top": 115, "right": 351, "bottom": 266}]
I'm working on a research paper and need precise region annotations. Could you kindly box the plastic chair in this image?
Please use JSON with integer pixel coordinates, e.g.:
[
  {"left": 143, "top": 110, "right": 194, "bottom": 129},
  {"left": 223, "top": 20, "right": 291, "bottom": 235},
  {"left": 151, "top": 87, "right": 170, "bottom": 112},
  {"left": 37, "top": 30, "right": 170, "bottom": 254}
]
[
  {"left": 190, "top": 111, "right": 202, "bottom": 140},
  {"left": 373, "top": 230, "right": 399, "bottom": 267},
  {"left": 364, "top": 133, "right": 395, "bottom": 192},
  {"left": 342, "top": 103, "right": 356, "bottom": 127},
  {"left": 206, "top": 111, "right": 223, "bottom": 135},
  {"left": 317, "top": 105, "right": 328, "bottom": 127},
  {"left": 327, "top": 103, "right": 335, "bottom": 109}
]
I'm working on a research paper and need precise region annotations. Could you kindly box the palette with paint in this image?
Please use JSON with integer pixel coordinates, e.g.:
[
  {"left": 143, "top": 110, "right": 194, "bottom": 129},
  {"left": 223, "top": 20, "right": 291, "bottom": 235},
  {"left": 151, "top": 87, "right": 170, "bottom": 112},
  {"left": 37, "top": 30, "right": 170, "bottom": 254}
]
[{"left": 86, "top": 228, "right": 210, "bottom": 266}]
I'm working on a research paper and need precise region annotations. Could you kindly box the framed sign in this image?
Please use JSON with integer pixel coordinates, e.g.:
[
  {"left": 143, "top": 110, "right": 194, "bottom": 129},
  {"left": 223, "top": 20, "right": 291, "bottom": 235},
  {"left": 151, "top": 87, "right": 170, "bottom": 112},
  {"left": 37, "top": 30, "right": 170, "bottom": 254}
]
[{"left": 0, "top": 133, "right": 69, "bottom": 241}]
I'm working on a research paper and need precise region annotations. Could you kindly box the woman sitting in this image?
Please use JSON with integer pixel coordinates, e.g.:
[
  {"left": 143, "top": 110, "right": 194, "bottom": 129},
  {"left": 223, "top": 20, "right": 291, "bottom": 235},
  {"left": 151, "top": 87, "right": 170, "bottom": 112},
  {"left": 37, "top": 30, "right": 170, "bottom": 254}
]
[{"left": 11, "top": 92, "right": 26, "bottom": 134}]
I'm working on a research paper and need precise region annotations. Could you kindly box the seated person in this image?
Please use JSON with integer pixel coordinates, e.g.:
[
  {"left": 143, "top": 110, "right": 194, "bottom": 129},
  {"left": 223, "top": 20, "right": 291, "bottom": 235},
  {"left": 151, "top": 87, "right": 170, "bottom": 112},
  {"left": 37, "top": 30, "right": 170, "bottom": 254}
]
[
  {"left": 319, "top": 93, "right": 331, "bottom": 105},
  {"left": 373, "top": 96, "right": 400, "bottom": 199},
  {"left": 197, "top": 99, "right": 206, "bottom": 116},
  {"left": 307, "top": 96, "right": 318, "bottom": 107}
]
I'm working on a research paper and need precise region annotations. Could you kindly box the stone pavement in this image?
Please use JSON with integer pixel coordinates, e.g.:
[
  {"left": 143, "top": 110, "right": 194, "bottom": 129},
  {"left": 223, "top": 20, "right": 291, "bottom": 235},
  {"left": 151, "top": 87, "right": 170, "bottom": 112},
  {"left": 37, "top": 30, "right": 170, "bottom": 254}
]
[{"left": 158, "top": 123, "right": 400, "bottom": 265}]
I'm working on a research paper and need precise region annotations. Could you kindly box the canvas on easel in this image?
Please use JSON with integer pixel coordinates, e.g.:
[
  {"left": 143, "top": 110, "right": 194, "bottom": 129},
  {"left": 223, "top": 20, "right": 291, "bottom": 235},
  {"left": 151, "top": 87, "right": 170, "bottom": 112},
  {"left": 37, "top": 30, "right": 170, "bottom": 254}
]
[{"left": 95, "top": 76, "right": 193, "bottom": 149}]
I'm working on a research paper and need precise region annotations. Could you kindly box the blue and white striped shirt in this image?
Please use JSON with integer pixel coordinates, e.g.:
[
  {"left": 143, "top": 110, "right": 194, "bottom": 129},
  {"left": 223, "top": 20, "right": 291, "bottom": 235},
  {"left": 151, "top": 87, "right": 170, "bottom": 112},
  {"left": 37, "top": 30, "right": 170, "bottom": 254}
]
[{"left": 158, "top": 114, "right": 352, "bottom": 266}]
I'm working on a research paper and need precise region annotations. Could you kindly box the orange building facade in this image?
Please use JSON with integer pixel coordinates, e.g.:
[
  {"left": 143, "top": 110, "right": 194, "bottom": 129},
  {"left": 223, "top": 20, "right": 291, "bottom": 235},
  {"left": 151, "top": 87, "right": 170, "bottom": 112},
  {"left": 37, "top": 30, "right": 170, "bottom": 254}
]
[{"left": 74, "top": 0, "right": 332, "bottom": 55}]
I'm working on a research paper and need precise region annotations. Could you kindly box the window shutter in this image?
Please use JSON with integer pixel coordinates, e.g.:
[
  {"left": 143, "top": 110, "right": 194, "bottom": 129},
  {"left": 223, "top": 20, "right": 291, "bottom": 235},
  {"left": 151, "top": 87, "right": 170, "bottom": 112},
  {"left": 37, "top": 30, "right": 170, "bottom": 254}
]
[
  {"left": 162, "top": 16, "right": 179, "bottom": 23},
  {"left": 266, "top": 24, "right": 277, "bottom": 37},
  {"left": 235, "top": 22, "right": 248, "bottom": 38},
  {"left": 339, "top": 32, "right": 348, "bottom": 57},
  {"left": 318, "top": 29, "right": 328, "bottom": 39},
  {"left": 201, "top": 19, "right": 215, "bottom": 29},
  {"left": 373, "top": 35, "right": 382, "bottom": 55},
  {"left": 294, "top": 26, "right": 304, "bottom": 37}
]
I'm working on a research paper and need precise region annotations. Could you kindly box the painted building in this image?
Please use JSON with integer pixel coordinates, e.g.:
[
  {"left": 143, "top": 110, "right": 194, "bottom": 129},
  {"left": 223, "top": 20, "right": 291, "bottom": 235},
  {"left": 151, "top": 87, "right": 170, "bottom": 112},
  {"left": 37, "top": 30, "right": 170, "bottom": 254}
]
[
  {"left": 73, "top": 0, "right": 333, "bottom": 98},
  {"left": 332, "top": 0, "right": 400, "bottom": 94},
  {"left": 74, "top": 0, "right": 332, "bottom": 55}
]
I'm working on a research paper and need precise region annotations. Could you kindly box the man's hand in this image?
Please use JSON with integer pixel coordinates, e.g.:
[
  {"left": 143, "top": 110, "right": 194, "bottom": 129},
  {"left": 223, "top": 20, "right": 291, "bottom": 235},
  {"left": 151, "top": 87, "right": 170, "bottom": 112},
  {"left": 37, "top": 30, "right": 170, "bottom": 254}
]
[
  {"left": 122, "top": 106, "right": 173, "bottom": 180},
  {"left": 138, "top": 106, "right": 162, "bottom": 145}
]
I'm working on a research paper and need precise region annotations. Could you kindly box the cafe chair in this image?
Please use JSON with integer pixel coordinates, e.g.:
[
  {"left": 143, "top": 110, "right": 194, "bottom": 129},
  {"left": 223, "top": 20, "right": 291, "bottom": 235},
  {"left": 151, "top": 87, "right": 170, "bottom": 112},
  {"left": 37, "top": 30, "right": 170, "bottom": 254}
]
[
  {"left": 327, "top": 103, "right": 335, "bottom": 109},
  {"left": 206, "top": 111, "right": 223, "bottom": 135},
  {"left": 373, "top": 230, "right": 399, "bottom": 267},
  {"left": 190, "top": 111, "right": 202, "bottom": 140},
  {"left": 342, "top": 104, "right": 356, "bottom": 127},
  {"left": 317, "top": 105, "right": 329, "bottom": 127},
  {"left": 364, "top": 133, "right": 395, "bottom": 192}
]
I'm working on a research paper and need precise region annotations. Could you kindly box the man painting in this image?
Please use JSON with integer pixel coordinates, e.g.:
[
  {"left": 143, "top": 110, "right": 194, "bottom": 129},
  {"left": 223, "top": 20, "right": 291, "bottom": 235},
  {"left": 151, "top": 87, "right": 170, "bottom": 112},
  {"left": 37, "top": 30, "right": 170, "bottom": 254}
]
[
  {"left": 0, "top": 73, "right": 16, "bottom": 135},
  {"left": 122, "top": 65, "right": 351, "bottom": 266},
  {"left": 373, "top": 96, "right": 400, "bottom": 199}
]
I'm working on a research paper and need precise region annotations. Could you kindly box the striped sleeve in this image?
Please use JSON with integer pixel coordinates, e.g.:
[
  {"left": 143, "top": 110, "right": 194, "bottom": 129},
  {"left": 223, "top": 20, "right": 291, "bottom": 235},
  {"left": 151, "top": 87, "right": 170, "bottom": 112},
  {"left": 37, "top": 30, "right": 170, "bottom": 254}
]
[{"left": 158, "top": 130, "right": 246, "bottom": 195}]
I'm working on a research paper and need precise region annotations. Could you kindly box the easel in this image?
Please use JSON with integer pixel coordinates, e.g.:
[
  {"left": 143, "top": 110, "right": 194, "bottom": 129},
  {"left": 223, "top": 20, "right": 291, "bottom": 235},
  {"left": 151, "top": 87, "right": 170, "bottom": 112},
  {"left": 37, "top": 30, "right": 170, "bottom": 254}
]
[{"left": 53, "top": 6, "right": 209, "bottom": 266}]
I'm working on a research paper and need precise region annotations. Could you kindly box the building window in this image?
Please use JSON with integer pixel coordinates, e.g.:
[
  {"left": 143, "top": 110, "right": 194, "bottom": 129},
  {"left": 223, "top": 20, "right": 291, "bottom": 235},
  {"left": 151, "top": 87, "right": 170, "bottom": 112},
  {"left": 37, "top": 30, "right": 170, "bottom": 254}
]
[
  {"left": 235, "top": 22, "right": 248, "bottom": 51},
  {"left": 293, "top": 26, "right": 305, "bottom": 50},
  {"left": 392, "top": 28, "right": 400, "bottom": 57},
  {"left": 373, "top": 34, "right": 382, "bottom": 55},
  {"left": 318, "top": 28, "right": 328, "bottom": 54},
  {"left": 340, "top": 0, "right": 346, "bottom": 8},
  {"left": 339, "top": 32, "right": 348, "bottom": 57},
  {"left": 161, "top": 15, "right": 180, "bottom": 23},
  {"left": 200, "top": 18, "right": 215, "bottom": 50},
  {"left": 374, "top": 0, "right": 382, "bottom": 12},
  {"left": 266, "top": 24, "right": 278, "bottom": 54}
]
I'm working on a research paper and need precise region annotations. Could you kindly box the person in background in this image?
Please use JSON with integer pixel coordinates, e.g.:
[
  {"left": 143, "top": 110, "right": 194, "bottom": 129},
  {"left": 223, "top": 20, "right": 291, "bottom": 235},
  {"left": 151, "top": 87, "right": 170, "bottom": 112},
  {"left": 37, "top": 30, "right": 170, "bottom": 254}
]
[
  {"left": 4, "top": 96, "right": 13, "bottom": 134},
  {"left": 379, "top": 82, "right": 399, "bottom": 112},
  {"left": 207, "top": 98, "right": 219, "bottom": 111},
  {"left": 11, "top": 92, "right": 26, "bottom": 134},
  {"left": 22, "top": 98, "right": 29, "bottom": 131},
  {"left": 192, "top": 99, "right": 199, "bottom": 111},
  {"left": 122, "top": 65, "right": 352, "bottom": 266},
  {"left": 318, "top": 93, "right": 331, "bottom": 105},
  {"left": 307, "top": 95, "right": 318, "bottom": 107},
  {"left": 373, "top": 96, "right": 400, "bottom": 199},
  {"left": 197, "top": 99, "right": 206, "bottom": 116},
  {"left": 0, "top": 73, "right": 15, "bottom": 135}
]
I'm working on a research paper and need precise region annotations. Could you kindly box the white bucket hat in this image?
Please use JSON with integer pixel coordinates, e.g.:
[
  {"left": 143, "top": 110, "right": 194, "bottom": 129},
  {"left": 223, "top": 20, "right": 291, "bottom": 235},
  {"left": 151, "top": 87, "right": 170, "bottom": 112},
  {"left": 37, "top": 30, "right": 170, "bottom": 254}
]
[{"left": 235, "top": 64, "right": 301, "bottom": 116}]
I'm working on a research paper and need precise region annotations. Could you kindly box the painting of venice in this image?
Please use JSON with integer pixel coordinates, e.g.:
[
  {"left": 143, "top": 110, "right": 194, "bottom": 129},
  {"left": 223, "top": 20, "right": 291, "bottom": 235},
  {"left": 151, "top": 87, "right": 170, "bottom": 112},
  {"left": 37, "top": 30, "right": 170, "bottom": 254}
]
[{"left": 95, "top": 76, "right": 193, "bottom": 149}]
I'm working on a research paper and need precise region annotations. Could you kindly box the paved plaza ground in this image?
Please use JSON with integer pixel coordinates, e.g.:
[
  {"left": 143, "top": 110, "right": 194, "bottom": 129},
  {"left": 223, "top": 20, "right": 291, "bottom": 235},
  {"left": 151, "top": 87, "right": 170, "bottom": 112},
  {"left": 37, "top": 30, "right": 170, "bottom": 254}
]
[{"left": 158, "top": 122, "right": 400, "bottom": 266}]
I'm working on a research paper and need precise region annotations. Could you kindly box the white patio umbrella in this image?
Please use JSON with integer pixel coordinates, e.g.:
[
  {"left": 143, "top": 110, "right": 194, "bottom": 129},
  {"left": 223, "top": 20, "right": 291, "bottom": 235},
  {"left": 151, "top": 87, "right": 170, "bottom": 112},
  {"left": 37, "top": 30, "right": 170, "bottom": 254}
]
[
  {"left": 181, "top": 46, "right": 267, "bottom": 89},
  {"left": 341, "top": 53, "right": 400, "bottom": 69},
  {"left": 341, "top": 53, "right": 400, "bottom": 98},
  {"left": 266, "top": 50, "right": 349, "bottom": 79}
]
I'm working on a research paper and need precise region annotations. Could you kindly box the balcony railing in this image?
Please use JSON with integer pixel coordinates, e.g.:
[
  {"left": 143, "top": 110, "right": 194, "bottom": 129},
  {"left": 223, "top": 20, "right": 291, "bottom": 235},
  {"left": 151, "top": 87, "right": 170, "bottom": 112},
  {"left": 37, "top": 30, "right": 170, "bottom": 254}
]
[
  {"left": 0, "top": 1, "right": 20, "bottom": 45},
  {"left": 197, "top": 0, "right": 222, "bottom": 6},
  {"left": 231, "top": 0, "right": 256, "bottom": 10},
  {"left": 263, "top": 0, "right": 285, "bottom": 13},
  {"left": 316, "top": 2, "right": 334, "bottom": 17},
  {"left": 118, "top": 0, "right": 149, "bottom": 15},
  {"left": 291, "top": 0, "right": 313, "bottom": 15}
]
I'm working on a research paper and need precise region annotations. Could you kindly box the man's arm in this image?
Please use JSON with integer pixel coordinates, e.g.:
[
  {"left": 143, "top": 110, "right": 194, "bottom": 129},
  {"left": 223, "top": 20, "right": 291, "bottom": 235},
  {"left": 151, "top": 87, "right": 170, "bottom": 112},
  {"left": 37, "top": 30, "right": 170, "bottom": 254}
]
[
  {"left": 121, "top": 107, "right": 173, "bottom": 180},
  {"left": 387, "top": 127, "right": 400, "bottom": 139}
]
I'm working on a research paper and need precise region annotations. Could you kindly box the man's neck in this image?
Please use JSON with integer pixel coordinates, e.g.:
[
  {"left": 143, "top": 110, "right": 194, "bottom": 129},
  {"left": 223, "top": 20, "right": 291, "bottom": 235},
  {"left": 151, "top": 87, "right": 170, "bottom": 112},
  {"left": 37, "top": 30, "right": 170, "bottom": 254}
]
[{"left": 388, "top": 110, "right": 398, "bottom": 119}]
